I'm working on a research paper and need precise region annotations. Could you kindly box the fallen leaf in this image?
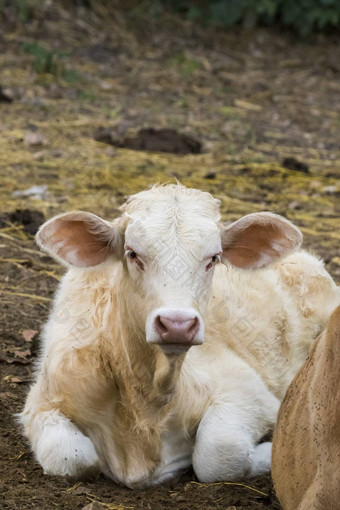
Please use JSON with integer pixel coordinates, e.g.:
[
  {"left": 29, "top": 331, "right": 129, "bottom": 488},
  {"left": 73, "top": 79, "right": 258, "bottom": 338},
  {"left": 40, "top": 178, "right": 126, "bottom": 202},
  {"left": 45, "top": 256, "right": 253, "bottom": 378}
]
[
  {"left": 22, "top": 329, "right": 38, "bottom": 342},
  {"left": 3, "top": 375, "right": 32, "bottom": 384},
  {"left": 4, "top": 376, "right": 23, "bottom": 383},
  {"left": 82, "top": 503, "right": 103, "bottom": 510},
  {"left": 14, "top": 349, "right": 31, "bottom": 359}
]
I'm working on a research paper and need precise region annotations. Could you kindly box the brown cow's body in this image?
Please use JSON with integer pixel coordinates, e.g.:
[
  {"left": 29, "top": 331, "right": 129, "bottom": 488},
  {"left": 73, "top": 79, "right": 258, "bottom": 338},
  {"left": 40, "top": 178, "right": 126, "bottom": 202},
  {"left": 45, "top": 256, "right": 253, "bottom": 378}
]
[{"left": 272, "top": 305, "right": 340, "bottom": 510}]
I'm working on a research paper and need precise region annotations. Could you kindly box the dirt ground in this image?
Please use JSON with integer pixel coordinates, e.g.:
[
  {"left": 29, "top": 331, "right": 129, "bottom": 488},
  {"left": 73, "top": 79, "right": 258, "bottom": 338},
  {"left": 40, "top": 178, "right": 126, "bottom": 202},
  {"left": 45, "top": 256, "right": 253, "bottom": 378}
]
[{"left": 0, "top": 4, "right": 339, "bottom": 509}]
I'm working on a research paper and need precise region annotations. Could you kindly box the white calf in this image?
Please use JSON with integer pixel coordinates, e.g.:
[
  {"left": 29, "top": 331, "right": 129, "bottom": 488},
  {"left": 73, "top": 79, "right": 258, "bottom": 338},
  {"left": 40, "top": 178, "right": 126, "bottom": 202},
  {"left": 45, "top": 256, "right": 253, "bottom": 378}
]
[{"left": 20, "top": 184, "right": 340, "bottom": 487}]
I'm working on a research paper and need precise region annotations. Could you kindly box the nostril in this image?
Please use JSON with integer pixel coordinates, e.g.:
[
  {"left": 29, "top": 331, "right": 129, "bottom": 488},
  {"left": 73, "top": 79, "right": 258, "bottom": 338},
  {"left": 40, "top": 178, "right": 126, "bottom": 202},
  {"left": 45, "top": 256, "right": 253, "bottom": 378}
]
[
  {"left": 155, "top": 315, "right": 168, "bottom": 335},
  {"left": 188, "top": 317, "right": 199, "bottom": 336}
]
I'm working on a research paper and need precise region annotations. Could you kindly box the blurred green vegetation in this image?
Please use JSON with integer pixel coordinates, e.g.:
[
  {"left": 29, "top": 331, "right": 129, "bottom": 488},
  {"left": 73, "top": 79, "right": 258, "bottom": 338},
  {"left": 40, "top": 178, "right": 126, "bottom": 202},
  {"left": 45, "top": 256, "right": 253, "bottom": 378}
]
[
  {"left": 159, "top": 0, "right": 340, "bottom": 35},
  {"left": 21, "top": 42, "right": 67, "bottom": 75},
  {"left": 1, "top": 0, "right": 340, "bottom": 35},
  {"left": 20, "top": 41, "right": 82, "bottom": 81}
]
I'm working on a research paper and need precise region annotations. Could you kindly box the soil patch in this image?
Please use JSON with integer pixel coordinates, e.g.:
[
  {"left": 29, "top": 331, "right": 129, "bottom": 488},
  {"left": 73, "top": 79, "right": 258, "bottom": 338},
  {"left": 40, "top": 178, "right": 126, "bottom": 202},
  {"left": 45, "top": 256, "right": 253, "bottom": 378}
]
[
  {"left": 95, "top": 127, "right": 202, "bottom": 154},
  {"left": 0, "top": 209, "right": 45, "bottom": 235}
]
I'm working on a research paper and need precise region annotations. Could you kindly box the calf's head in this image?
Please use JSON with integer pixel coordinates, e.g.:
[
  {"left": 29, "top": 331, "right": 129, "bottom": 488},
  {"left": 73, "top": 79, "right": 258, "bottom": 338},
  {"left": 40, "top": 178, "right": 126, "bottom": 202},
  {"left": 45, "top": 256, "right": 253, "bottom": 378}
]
[{"left": 37, "top": 185, "right": 302, "bottom": 354}]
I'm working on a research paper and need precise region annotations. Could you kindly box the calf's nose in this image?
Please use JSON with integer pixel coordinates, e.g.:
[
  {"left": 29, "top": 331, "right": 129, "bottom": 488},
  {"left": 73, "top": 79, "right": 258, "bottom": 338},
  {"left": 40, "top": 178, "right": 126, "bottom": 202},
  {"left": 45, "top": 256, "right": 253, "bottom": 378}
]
[{"left": 154, "top": 313, "right": 200, "bottom": 344}]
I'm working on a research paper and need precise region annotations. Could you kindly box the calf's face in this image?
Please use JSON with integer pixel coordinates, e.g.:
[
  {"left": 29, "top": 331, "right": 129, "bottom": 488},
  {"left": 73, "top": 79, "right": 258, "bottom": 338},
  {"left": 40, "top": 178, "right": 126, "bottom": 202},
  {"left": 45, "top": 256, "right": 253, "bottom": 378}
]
[
  {"left": 123, "top": 203, "right": 222, "bottom": 354},
  {"left": 37, "top": 186, "right": 302, "bottom": 354}
]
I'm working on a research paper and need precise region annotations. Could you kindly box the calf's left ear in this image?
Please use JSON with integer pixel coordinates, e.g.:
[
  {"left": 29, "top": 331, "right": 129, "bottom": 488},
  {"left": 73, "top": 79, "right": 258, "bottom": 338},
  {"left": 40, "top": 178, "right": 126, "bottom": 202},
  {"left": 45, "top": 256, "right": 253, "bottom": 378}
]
[
  {"left": 36, "top": 211, "right": 123, "bottom": 267},
  {"left": 221, "top": 212, "right": 302, "bottom": 269}
]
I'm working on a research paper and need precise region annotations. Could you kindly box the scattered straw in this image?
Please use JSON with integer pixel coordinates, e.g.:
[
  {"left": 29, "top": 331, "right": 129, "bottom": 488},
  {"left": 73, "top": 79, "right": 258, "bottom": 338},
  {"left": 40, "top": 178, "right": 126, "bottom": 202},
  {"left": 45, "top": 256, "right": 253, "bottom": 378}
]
[
  {"left": 188, "top": 480, "right": 268, "bottom": 497},
  {"left": 0, "top": 289, "right": 52, "bottom": 302},
  {"left": 85, "top": 494, "right": 133, "bottom": 510}
]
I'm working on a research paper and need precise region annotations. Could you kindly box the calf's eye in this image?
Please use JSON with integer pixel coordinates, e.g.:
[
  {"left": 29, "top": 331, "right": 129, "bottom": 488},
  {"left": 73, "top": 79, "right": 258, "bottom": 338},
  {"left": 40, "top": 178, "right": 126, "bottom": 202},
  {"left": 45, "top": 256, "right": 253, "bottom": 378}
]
[
  {"left": 206, "top": 254, "right": 220, "bottom": 271},
  {"left": 126, "top": 249, "right": 144, "bottom": 270}
]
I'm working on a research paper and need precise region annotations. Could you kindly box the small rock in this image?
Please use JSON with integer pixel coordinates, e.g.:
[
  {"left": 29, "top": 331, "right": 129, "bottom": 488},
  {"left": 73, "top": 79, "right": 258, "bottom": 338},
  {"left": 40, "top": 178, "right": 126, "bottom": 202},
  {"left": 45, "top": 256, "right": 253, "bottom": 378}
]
[
  {"left": 99, "top": 80, "right": 113, "bottom": 90},
  {"left": 32, "top": 150, "right": 46, "bottom": 160},
  {"left": 322, "top": 185, "right": 339, "bottom": 195},
  {"left": 0, "top": 85, "right": 13, "bottom": 103},
  {"left": 24, "top": 132, "right": 47, "bottom": 147},
  {"left": 12, "top": 185, "right": 49, "bottom": 201}
]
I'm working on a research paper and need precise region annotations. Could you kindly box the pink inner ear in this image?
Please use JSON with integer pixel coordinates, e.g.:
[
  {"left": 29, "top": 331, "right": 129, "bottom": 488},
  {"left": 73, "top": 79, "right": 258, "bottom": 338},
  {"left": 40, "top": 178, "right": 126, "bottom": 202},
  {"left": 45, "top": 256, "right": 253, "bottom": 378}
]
[
  {"left": 223, "top": 219, "right": 301, "bottom": 269},
  {"left": 44, "top": 219, "right": 110, "bottom": 267}
]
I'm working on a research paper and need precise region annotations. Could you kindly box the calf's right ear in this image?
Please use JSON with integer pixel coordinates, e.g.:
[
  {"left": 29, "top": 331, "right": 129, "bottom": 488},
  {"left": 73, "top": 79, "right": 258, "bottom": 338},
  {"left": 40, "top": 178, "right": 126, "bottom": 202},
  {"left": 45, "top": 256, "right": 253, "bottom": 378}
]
[{"left": 36, "top": 211, "right": 123, "bottom": 267}]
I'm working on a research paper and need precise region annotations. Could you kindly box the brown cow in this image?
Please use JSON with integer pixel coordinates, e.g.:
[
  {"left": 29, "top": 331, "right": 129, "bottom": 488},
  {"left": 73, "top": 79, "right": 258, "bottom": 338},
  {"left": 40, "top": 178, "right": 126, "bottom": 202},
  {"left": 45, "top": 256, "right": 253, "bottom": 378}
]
[{"left": 272, "top": 305, "right": 340, "bottom": 509}]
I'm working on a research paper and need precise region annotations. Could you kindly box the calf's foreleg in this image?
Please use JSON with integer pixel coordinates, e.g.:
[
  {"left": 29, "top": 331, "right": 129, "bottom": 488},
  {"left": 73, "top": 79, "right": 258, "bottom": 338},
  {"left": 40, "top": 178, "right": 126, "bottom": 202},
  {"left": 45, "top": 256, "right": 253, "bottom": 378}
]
[
  {"left": 20, "top": 386, "right": 100, "bottom": 479},
  {"left": 192, "top": 393, "right": 279, "bottom": 482}
]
